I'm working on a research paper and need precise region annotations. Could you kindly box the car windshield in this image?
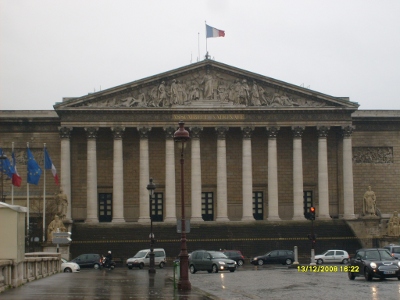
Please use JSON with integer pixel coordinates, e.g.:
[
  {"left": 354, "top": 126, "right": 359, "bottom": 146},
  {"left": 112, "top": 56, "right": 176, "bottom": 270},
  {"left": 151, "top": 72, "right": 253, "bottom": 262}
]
[
  {"left": 133, "top": 251, "right": 147, "bottom": 258},
  {"left": 209, "top": 251, "right": 228, "bottom": 259},
  {"left": 378, "top": 250, "right": 395, "bottom": 260}
]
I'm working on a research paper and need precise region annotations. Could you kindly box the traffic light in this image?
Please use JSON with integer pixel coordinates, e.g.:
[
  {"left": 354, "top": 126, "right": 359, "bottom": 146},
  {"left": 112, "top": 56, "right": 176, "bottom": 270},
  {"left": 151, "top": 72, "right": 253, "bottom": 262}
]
[{"left": 309, "top": 207, "right": 316, "bottom": 220}]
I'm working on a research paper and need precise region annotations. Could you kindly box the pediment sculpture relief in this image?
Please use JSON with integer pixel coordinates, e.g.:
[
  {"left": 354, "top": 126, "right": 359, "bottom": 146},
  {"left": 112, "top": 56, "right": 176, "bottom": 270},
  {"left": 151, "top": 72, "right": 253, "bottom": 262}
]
[{"left": 75, "top": 70, "right": 328, "bottom": 108}]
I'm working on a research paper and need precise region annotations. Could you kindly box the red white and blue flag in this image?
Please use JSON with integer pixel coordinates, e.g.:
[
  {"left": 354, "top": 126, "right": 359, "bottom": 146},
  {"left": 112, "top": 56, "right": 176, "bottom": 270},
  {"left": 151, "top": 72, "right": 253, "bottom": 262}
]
[
  {"left": 11, "top": 150, "right": 22, "bottom": 187},
  {"left": 206, "top": 24, "right": 225, "bottom": 38},
  {"left": 44, "top": 148, "right": 59, "bottom": 185}
]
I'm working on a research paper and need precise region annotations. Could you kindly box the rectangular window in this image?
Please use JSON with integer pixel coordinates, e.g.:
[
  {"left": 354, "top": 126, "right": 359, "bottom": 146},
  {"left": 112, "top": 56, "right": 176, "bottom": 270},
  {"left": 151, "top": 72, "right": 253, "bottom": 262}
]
[
  {"left": 201, "top": 192, "right": 214, "bottom": 221},
  {"left": 303, "top": 191, "right": 313, "bottom": 217},
  {"left": 98, "top": 193, "right": 112, "bottom": 222},
  {"left": 151, "top": 192, "right": 163, "bottom": 222},
  {"left": 253, "top": 192, "right": 263, "bottom": 220}
]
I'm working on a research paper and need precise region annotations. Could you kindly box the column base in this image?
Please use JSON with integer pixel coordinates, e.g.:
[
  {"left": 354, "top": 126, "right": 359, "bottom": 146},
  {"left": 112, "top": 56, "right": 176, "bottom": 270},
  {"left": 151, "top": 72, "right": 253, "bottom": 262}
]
[
  {"left": 342, "top": 214, "right": 357, "bottom": 220},
  {"left": 317, "top": 215, "right": 331, "bottom": 220},
  {"left": 241, "top": 216, "right": 255, "bottom": 222},
  {"left": 137, "top": 217, "right": 151, "bottom": 223},
  {"left": 163, "top": 217, "right": 177, "bottom": 223},
  {"left": 267, "top": 216, "right": 282, "bottom": 221},
  {"left": 216, "top": 217, "right": 230, "bottom": 222},
  {"left": 112, "top": 218, "right": 126, "bottom": 223},
  {"left": 85, "top": 218, "right": 99, "bottom": 223},
  {"left": 292, "top": 216, "right": 307, "bottom": 221},
  {"left": 190, "top": 217, "right": 204, "bottom": 222}
]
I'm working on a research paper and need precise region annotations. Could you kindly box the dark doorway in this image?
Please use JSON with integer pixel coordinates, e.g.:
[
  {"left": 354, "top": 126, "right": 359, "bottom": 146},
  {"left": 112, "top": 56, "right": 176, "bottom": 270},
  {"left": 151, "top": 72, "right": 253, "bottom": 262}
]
[
  {"left": 253, "top": 191, "right": 264, "bottom": 220},
  {"left": 151, "top": 192, "right": 164, "bottom": 222},
  {"left": 201, "top": 192, "right": 214, "bottom": 221},
  {"left": 99, "top": 193, "right": 112, "bottom": 222}
]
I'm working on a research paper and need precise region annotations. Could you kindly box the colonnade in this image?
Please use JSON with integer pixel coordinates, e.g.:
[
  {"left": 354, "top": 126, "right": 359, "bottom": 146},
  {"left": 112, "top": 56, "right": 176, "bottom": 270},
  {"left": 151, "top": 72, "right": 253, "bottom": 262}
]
[{"left": 59, "top": 125, "right": 356, "bottom": 223}]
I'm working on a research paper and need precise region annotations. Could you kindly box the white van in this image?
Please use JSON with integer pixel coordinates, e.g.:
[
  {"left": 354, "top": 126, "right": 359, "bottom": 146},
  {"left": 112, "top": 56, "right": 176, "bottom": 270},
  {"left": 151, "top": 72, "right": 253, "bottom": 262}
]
[{"left": 126, "top": 248, "right": 166, "bottom": 269}]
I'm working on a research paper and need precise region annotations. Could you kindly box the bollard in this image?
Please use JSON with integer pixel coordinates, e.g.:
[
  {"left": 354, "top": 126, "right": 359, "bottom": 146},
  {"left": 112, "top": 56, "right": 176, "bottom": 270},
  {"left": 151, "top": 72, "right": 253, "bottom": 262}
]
[
  {"left": 293, "top": 246, "right": 299, "bottom": 265},
  {"left": 173, "top": 260, "right": 180, "bottom": 289}
]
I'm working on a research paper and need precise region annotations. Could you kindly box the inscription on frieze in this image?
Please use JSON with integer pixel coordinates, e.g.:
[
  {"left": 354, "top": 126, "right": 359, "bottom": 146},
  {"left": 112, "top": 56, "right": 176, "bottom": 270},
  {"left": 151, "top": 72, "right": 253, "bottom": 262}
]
[{"left": 353, "top": 147, "right": 393, "bottom": 164}]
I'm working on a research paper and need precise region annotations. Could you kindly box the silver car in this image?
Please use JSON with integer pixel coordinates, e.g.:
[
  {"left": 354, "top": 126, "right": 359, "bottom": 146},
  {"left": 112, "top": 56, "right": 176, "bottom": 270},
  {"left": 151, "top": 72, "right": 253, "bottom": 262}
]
[{"left": 315, "top": 249, "right": 349, "bottom": 265}]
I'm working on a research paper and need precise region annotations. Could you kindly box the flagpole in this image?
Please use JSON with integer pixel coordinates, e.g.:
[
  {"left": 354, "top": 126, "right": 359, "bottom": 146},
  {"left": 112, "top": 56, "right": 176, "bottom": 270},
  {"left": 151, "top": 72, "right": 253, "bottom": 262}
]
[
  {"left": 11, "top": 142, "right": 14, "bottom": 205},
  {"left": 205, "top": 21, "right": 208, "bottom": 57},
  {"left": 43, "top": 143, "right": 46, "bottom": 242},
  {"left": 27, "top": 142, "right": 30, "bottom": 248}
]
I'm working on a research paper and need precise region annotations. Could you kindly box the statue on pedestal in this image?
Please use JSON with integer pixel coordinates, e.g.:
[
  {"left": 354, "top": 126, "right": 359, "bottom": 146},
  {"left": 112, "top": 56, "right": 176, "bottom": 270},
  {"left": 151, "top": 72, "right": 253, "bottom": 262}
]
[
  {"left": 47, "top": 215, "right": 66, "bottom": 241},
  {"left": 387, "top": 211, "right": 400, "bottom": 236},
  {"left": 363, "top": 186, "right": 377, "bottom": 216}
]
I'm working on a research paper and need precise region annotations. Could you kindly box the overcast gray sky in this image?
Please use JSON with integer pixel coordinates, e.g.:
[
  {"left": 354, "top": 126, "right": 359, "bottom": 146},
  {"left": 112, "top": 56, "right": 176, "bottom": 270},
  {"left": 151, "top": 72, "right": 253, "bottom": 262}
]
[{"left": 1, "top": 0, "right": 399, "bottom": 110}]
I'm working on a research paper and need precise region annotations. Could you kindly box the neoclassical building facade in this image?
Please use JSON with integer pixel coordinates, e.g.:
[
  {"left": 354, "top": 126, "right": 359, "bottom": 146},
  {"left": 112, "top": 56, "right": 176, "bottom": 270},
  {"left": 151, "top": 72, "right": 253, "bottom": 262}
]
[{"left": 1, "top": 60, "right": 399, "bottom": 228}]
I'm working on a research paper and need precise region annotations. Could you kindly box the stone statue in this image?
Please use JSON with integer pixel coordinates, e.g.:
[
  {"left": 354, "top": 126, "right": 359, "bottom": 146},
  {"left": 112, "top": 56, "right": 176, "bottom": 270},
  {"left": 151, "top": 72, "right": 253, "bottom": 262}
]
[
  {"left": 200, "top": 70, "right": 214, "bottom": 99},
  {"left": 363, "top": 185, "right": 377, "bottom": 216},
  {"left": 47, "top": 215, "right": 66, "bottom": 241},
  {"left": 388, "top": 211, "right": 400, "bottom": 236},
  {"left": 55, "top": 188, "right": 68, "bottom": 220}
]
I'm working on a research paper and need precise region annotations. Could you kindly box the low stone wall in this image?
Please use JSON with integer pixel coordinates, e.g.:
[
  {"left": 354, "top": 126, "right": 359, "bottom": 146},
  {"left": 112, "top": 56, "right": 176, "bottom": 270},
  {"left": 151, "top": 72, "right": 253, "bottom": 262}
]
[{"left": 0, "top": 253, "right": 61, "bottom": 293}]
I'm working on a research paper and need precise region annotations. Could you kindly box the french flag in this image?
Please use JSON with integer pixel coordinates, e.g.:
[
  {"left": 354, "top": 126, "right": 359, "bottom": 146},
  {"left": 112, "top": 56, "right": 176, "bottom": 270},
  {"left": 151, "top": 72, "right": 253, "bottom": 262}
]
[
  {"left": 11, "top": 151, "right": 22, "bottom": 187},
  {"left": 206, "top": 24, "right": 225, "bottom": 38},
  {"left": 44, "top": 148, "right": 59, "bottom": 185}
]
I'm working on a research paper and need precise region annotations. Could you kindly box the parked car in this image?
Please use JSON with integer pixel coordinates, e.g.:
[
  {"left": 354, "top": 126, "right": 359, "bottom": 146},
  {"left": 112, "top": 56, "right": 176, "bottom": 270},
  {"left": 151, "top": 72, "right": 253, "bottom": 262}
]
[
  {"left": 61, "top": 258, "right": 80, "bottom": 273},
  {"left": 251, "top": 250, "right": 294, "bottom": 266},
  {"left": 383, "top": 244, "right": 400, "bottom": 259},
  {"left": 348, "top": 248, "right": 400, "bottom": 281},
  {"left": 221, "top": 250, "right": 245, "bottom": 266},
  {"left": 70, "top": 253, "right": 102, "bottom": 269},
  {"left": 126, "top": 248, "right": 166, "bottom": 269},
  {"left": 315, "top": 250, "right": 349, "bottom": 265},
  {"left": 189, "top": 250, "right": 237, "bottom": 273}
]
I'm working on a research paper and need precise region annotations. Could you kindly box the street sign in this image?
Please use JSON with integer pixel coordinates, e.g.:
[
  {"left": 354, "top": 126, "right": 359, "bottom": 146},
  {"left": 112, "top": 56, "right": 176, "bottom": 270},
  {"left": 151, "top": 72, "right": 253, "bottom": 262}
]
[
  {"left": 176, "top": 219, "right": 190, "bottom": 233},
  {"left": 52, "top": 232, "right": 72, "bottom": 244}
]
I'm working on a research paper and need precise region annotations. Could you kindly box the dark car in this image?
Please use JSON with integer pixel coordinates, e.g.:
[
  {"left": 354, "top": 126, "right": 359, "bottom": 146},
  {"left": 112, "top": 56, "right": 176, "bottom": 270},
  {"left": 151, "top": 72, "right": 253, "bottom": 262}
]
[
  {"left": 383, "top": 244, "right": 400, "bottom": 259},
  {"left": 251, "top": 250, "right": 294, "bottom": 266},
  {"left": 221, "top": 250, "right": 245, "bottom": 266},
  {"left": 348, "top": 248, "right": 400, "bottom": 281},
  {"left": 189, "top": 250, "right": 237, "bottom": 273},
  {"left": 71, "top": 253, "right": 102, "bottom": 269}
]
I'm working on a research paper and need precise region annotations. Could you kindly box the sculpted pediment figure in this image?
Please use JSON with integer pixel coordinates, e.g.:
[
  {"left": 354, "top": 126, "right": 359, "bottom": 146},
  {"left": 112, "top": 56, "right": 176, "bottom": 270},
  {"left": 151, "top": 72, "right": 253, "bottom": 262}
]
[{"left": 55, "top": 60, "right": 358, "bottom": 110}]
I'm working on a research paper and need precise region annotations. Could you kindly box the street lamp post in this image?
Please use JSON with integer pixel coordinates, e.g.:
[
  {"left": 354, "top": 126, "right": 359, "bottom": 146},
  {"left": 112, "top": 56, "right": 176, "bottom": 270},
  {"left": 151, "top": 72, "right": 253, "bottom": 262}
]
[
  {"left": 0, "top": 153, "right": 7, "bottom": 202},
  {"left": 174, "top": 121, "right": 191, "bottom": 291},
  {"left": 147, "top": 178, "right": 156, "bottom": 274}
]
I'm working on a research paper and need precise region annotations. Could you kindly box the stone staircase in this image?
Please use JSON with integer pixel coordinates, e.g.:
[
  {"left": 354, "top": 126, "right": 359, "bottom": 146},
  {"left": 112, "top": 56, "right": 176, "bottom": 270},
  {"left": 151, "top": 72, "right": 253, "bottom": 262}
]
[{"left": 70, "top": 220, "right": 362, "bottom": 265}]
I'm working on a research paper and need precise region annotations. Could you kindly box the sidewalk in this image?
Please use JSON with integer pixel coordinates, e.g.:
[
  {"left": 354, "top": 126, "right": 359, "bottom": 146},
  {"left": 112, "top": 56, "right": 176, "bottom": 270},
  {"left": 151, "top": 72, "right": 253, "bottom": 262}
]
[{"left": 0, "top": 268, "right": 218, "bottom": 300}]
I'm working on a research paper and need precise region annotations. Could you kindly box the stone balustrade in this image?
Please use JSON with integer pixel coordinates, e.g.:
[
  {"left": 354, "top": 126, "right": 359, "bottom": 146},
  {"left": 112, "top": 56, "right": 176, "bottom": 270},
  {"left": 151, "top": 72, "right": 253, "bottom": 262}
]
[{"left": 0, "top": 252, "right": 61, "bottom": 293}]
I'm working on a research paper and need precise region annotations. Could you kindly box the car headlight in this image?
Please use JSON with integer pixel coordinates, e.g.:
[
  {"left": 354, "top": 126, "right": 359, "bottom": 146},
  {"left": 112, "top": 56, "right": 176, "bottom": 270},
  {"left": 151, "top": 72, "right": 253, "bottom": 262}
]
[
  {"left": 218, "top": 261, "right": 226, "bottom": 265},
  {"left": 370, "top": 262, "right": 377, "bottom": 269},
  {"left": 397, "top": 261, "right": 400, "bottom": 268},
  {"left": 253, "top": 258, "right": 257, "bottom": 261}
]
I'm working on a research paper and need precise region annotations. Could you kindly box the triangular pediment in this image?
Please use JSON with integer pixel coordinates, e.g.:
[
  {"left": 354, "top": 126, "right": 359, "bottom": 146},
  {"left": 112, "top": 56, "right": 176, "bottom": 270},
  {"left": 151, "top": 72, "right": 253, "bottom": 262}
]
[{"left": 54, "top": 60, "right": 358, "bottom": 110}]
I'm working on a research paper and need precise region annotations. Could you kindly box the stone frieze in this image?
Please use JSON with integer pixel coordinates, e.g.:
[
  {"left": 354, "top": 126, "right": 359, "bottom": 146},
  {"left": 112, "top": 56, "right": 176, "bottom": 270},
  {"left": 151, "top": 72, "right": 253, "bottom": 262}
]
[{"left": 353, "top": 147, "right": 393, "bottom": 164}]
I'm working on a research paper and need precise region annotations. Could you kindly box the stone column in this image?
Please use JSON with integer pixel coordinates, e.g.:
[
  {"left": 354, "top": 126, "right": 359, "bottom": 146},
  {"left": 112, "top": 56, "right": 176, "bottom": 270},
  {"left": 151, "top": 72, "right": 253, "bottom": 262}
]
[
  {"left": 342, "top": 126, "right": 356, "bottom": 219},
  {"left": 85, "top": 127, "right": 98, "bottom": 223},
  {"left": 317, "top": 126, "right": 331, "bottom": 219},
  {"left": 190, "top": 127, "right": 204, "bottom": 222},
  {"left": 138, "top": 126, "right": 151, "bottom": 223},
  {"left": 292, "top": 126, "right": 305, "bottom": 220},
  {"left": 215, "top": 127, "right": 229, "bottom": 221},
  {"left": 59, "top": 127, "right": 72, "bottom": 221},
  {"left": 111, "top": 127, "right": 125, "bottom": 223},
  {"left": 241, "top": 127, "right": 255, "bottom": 221},
  {"left": 164, "top": 127, "right": 177, "bottom": 223},
  {"left": 267, "top": 127, "right": 281, "bottom": 221}
]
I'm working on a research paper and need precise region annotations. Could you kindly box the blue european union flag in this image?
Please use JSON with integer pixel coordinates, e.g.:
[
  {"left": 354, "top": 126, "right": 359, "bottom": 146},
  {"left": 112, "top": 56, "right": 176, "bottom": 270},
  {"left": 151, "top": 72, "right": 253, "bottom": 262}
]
[
  {"left": 27, "top": 148, "right": 42, "bottom": 185},
  {"left": 0, "top": 148, "right": 15, "bottom": 178}
]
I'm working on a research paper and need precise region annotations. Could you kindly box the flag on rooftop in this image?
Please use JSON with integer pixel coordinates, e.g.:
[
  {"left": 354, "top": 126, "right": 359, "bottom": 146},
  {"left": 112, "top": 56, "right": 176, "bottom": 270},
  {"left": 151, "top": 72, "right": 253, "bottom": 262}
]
[{"left": 206, "top": 24, "right": 225, "bottom": 38}]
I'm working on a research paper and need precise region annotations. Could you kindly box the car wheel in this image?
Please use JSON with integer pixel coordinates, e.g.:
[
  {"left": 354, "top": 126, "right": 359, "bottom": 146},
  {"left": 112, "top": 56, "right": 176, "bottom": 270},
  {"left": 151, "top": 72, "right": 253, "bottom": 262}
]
[
  {"left": 237, "top": 260, "right": 244, "bottom": 266},
  {"left": 159, "top": 262, "right": 165, "bottom": 269},
  {"left": 139, "top": 263, "right": 144, "bottom": 269},
  {"left": 189, "top": 264, "right": 197, "bottom": 274},
  {"left": 364, "top": 268, "right": 372, "bottom": 281},
  {"left": 316, "top": 259, "right": 323, "bottom": 265},
  {"left": 94, "top": 263, "right": 100, "bottom": 270},
  {"left": 128, "top": 266, "right": 133, "bottom": 269},
  {"left": 342, "top": 258, "right": 349, "bottom": 264},
  {"left": 64, "top": 268, "right": 72, "bottom": 273},
  {"left": 348, "top": 271, "right": 355, "bottom": 280},
  {"left": 397, "top": 276, "right": 400, "bottom": 280},
  {"left": 212, "top": 264, "right": 219, "bottom": 273},
  {"left": 257, "top": 260, "right": 264, "bottom": 266},
  {"left": 285, "top": 258, "right": 293, "bottom": 265}
]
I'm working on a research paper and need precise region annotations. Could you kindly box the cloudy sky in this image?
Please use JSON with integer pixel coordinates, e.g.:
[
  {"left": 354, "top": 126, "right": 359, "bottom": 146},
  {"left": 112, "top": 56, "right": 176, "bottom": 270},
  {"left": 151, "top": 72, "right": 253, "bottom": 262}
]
[{"left": 1, "top": 0, "right": 399, "bottom": 110}]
